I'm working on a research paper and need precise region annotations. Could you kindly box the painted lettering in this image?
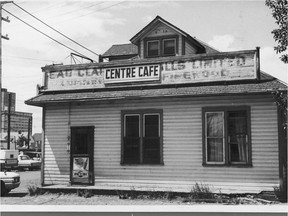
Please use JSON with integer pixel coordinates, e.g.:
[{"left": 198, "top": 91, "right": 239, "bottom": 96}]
[
  {"left": 57, "top": 71, "right": 64, "bottom": 78},
  {"left": 106, "top": 69, "right": 110, "bottom": 79},
  {"left": 78, "top": 70, "right": 85, "bottom": 77}
]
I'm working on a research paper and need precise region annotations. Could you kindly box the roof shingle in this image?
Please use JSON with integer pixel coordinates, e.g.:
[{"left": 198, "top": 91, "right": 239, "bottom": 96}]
[{"left": 25, "top": 76, "right": 287, "bottom": 107}]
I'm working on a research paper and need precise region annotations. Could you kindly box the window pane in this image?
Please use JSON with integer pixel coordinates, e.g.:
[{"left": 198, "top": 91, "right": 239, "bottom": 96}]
[
  {"left": 228, "top": 111, "right": 248, "bottom": 163},
  {"left": 144, "top": 114, "right": 159, "bottom": 137},
  {"left": 206, "top": 112, "right": 224, "bottom": 137},
  {"left": 147, "top": 41, "right": 159, "bottom": 57},
  {"left": 124, "top": 115, "right": 140, "bottom": 163},
  {"left": 163, "top": 39, "right": 176, "bottom": 56},
  {"left": 143, "top": 137, "right": 160, "bottom": 164},
  {"left": 207, "top": 138, "right": 224, "bottom": 162},
  {"left": 125, "top": 115, "right": 139, "bottom": 137},
  {"left": 143, "top": 114, "right": 160, "bottom": 164},
  {"left": 206, "top": 112, "right": 224, "bottom": 162},
  {"left": 123, "top": 137, "right": 140, "bottom": 164}
]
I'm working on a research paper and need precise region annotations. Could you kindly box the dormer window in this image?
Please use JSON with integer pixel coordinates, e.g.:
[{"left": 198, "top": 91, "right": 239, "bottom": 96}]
[
  {"left": 146, "top": 37, "right": 177, "bottom": 58},
  {"left": 163, "top": 38, "right": 176, "bottom": 56},
  {"left": 147, "top": 40, "right": 160, "bottom": 57}
]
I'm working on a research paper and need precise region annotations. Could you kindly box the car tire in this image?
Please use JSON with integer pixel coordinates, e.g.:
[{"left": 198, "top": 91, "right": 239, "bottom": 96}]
[{"left": 1, "top": 181, "right": 6, "bottom": 196}]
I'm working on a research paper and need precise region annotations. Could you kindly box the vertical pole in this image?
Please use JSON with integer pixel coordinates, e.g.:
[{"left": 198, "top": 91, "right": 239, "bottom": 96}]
[
  {"left": 0, "top": 4, "right": 3, "bottom": 144},
  {"left": 256, "top": 47, "right": 260, "bottom": 80},
  {"left": 0, "top": 1, "right": 13, "bottom": 146},
  {"left": 27, "top": 117, "right": 31, "bottom": 149},
  {"left": 7, "top": 92, "right": 11, "bottom": 149}
]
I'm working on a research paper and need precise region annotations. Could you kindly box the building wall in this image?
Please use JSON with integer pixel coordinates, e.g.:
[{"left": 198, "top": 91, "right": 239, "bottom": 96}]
[
  {"left": 185, "top": 40, "right": 198, "bottom": 55},
  {"left": 43, "top": 94, "right": 279, "bottom": 192}
]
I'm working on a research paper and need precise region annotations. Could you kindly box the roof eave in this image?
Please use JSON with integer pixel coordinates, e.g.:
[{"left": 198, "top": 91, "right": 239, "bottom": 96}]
[{"left": 25, "top": 89, "right": 286, "bottom": 108}]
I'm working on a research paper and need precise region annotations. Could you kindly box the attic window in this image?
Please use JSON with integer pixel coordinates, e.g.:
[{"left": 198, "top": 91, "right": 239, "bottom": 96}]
[
  {"left": 163, "top": 39, "right": 176, "bottom": 56},
  {"left": 146, "top": 37, "right": 177, "bottom": 58},
  {"left": 147, "top": 40, "right": 160, "bottom": 57}
]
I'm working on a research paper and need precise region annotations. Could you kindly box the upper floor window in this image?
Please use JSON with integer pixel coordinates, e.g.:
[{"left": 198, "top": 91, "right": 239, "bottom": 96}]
[
  {"left": 147, "top": 40, "right": 160, "bottom": 57},
  {"left": 146, "top": 37, "right": 177, "bottom": 58},
  {"left": 163, "top": 39, "right": 176, "bottom": 56}
]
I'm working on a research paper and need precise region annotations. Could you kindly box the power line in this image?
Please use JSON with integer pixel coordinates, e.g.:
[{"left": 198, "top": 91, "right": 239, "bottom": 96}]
[
  {"left": 78, "top": 1, "right": 126, "bottom": 18},
  {"left": 4, "top": 55, "right": 54, "bottom": 62},
  {"left": 51, "top": 1, "right": 105, "bottom": 18},
  {"left": 12, "top": 2, "right": 100, "bottom": 57},
  {"left": 2, "top": 8, "right": 95, "bottom": 62}
]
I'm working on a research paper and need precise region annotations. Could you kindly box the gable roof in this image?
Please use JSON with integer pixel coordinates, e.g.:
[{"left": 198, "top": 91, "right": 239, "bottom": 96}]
[{"left": 130, "top": 15, "right": 218, "bottom": 53}]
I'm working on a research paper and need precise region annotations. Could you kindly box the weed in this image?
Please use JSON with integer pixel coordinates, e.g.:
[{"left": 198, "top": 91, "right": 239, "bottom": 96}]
[
  {"left": 27, "top": 184, "right": 41, "bottom": 196},
  {"left": 274, "top": 185, "right": 287, "bottom": 202},
  {"left": 77, "top": 189, "right": 93, "bottom": 198},
  {"left": 164, "top": 191, "right": 176, "bottom": 200},
  {"left": 189, "top": 182, "right": 216, "bottom": 203}
]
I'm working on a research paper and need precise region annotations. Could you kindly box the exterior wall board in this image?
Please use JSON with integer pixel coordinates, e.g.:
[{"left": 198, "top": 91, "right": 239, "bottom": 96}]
[
  {"left": 185, "top": 40, "right": 198, "bottom": 55},
  {"left": 43, "top": 95, "right": 279, "bottom": 192}
]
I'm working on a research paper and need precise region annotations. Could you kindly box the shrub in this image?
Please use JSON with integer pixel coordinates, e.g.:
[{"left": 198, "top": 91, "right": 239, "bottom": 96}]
[
  {"left": 189, "top": 182, "right": 216, "bottom": 203},
  {"left": 27, "top": 184, "right": 41, "bottom": 196},
  {"left": 77, "top": 189, "right": 93, "bottom": 198}
]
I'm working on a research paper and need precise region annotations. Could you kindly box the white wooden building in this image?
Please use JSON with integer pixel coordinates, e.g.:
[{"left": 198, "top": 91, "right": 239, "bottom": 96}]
[{"left": 26, "top": 16, "right": 287, "bottom": 194}]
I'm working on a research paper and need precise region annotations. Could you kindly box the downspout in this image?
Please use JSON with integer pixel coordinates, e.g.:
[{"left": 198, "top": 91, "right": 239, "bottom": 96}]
[{"left": 277, "top": 104, "right": 287, "bottom": 190}]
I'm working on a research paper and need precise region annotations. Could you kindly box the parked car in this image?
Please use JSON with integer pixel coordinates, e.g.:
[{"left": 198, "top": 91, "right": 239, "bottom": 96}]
[
  {"left": 0, "top": 149, "right": 18, "bottom": 171},
  {"left": 18, "top": 155, "right": 41, "bottom": 170},
  {"left": 0, "top": 171, "right": 20, "bottom": 196},
  {"left": 24, "top": 152, "right": 41, "bottom": 162}
]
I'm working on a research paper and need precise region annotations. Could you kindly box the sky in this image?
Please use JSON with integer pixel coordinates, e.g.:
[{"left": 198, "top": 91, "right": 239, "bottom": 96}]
[{"left": 1, "top": 0, "right": 287, "bottom": 134}]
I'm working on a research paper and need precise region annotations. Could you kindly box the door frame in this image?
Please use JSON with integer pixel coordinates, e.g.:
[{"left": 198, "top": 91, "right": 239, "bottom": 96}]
[{"left": 70, "top": 126, "right": 95, "bottom": 185}]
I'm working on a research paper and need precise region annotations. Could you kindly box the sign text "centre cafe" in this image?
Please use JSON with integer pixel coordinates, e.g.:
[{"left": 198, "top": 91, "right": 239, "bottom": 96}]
[{"left": 104, "top": 64, "right": 160, "bottom": 84}]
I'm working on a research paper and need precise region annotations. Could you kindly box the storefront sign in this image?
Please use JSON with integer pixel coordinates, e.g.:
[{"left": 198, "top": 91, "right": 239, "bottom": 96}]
[
  {"left": 44, "top": 50, "right": 258, "bottom": 91},
  {"left": 104, "top": 64, "right": 160, "bottom": 84},
  {"left": 72, "top": 157, "right": 89, "bottom": 179},
  {"left": 161, "top": 52, "right": 257, "bottom": 84},
  {"left": 46, "top": 68, "right": 105, "bottom": 91}
]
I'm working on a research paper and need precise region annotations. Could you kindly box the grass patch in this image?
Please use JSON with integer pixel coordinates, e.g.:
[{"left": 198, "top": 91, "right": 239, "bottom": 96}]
[
  {"left": 77, "top": 189, "right": 93, "bottom": 198},
  {"left": 27, "top": 184, "right": 41, "bottom": 196}
]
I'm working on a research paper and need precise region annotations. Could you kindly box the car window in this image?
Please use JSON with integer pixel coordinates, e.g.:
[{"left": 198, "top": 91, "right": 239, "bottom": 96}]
[{"left": 20, "top": 155, "right": 31, "bottom": 160}]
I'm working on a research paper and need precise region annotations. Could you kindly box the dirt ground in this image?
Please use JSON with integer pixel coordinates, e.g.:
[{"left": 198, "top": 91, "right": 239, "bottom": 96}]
[{"left": 0, "top": 170, "right": 286, "bottom": 206}]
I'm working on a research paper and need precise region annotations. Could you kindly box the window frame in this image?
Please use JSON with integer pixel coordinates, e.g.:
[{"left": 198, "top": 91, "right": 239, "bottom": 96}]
[
  {"left": 202, "top": 106, "right": 252, "bottom": 167},
  {"left": 121, "top": 109, "right": 163, "bottom": 165},
  {"left": 162, "top": 38, "right": 177, "bottom": 56},
  {"left": 145, "top": 36, "right": 178, "bottom": 58},
  {"left": 146, "top": 40, "right": 160, "bottom": 58}
]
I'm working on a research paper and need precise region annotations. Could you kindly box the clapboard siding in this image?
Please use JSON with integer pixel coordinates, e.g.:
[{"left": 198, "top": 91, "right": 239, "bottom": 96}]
[{"left": 43, "top": 94, "right": 280, "bottom": 192}]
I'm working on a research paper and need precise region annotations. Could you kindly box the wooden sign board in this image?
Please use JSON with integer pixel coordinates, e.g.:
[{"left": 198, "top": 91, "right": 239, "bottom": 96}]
[
  {"left": 161, "top": 52, "right": 257, "bottom": 84},
  {"left": 44, "top": 50, "right": 258, "bottom": 91}
]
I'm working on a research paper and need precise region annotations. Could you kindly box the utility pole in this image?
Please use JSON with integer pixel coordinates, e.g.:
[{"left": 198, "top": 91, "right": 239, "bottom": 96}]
[
  {"left": 0, "top": 1, "right": 13, "bottom": 146},
  {"left": 7, "top": 91, "right": 10, "bottom": 148},
  {"left": 27, "top": 117, "right": 31, "bottom": 149}
]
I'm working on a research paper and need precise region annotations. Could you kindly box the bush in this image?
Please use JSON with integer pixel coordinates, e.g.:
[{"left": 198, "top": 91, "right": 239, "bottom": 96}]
[
  {"left": 189, "top": 182, "right": 216, "bottom": 203},
  {"left": 27, "top": 184, "right": 41, "bottom": 196},
  {"left": 77, "top": 189, "right": 93, "bottom": 198}
]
